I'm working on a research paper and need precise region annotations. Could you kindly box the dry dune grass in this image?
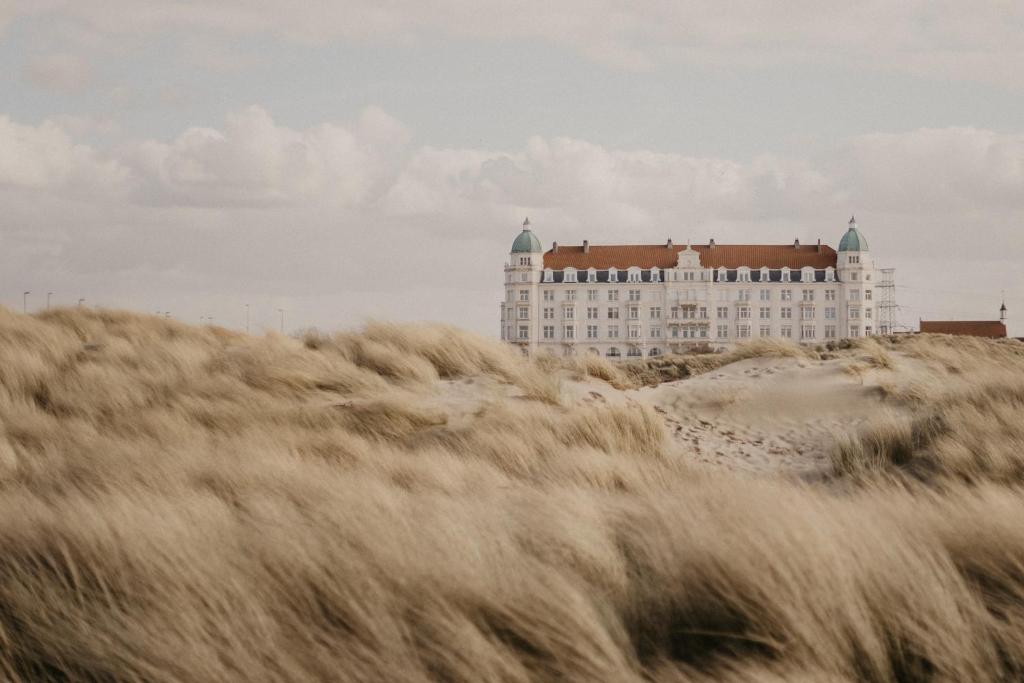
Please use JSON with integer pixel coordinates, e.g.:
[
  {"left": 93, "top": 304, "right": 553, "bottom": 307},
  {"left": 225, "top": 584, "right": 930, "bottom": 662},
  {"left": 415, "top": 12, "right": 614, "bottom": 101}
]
[{"left": 2, "top": 308, "right": 1024, "bottom": 681}]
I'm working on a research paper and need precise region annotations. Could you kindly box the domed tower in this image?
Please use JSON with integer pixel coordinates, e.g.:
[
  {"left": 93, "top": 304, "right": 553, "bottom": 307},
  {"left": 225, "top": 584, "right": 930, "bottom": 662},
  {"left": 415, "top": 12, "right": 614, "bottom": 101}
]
[
  {"left": 837, "top": 215, "right": 875, "bottom": 336},
  {"left": 501, "top": 218, "right": 543, "bottom": 351}
]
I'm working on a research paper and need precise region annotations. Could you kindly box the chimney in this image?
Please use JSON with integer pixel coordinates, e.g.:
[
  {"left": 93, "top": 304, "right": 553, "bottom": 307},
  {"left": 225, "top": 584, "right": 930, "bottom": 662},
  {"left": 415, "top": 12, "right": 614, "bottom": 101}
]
[
  {"left": 816, "top": 238, "right": 822, "bottom": 253},
  {"left": 552, "top": 241, "right": 559, "bottom": 253},
  {"left": 794, "top": 238, "right": 800, "bottom": 248},
  {"left": 709, "top": 238, "right": 716, "bottom": 249},
  {"left": 667, "top": 238, "right": 673, "bottom": 249},
  {"left": 583, "top": 240, "right": 590, "bottom": 253}
]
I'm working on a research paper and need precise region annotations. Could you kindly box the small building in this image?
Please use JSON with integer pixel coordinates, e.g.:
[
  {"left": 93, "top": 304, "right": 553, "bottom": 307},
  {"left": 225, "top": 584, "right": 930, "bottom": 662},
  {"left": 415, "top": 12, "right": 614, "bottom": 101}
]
[{"left": 920, "top": 303, "right": 1008, "bottom": 338}]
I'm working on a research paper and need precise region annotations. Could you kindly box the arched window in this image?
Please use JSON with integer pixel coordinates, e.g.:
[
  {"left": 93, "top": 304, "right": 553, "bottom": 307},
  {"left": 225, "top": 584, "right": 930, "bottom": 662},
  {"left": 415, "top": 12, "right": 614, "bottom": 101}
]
[
  {"left": 650, "top": 267, "right": 661, "bottom": 282},
  {"left": 543, "top": 268, "right": 553, "bottom": 283},
  {"left": 801, "top": 267, "right": 815, "bottom": 283},
  {"left": 588, "top": 347, "right": 600, "bottom": 356},
  {"left": 626, "top": 347, "right": 642, "bottom": 357},
  {"left": 760, "top": 266, "right": 770, "bottom": 282},
  {"left": 564, "top": 267, "right": 578, "bottom": 283},
  {"left": 587, "top": 268, "right": 597, "bottom": 283},
  {"left": 608, "top": 267, "right": 619, "bottom": 282},
  {"left": 737, "top": 267, "right": 751, "bottom": 282},
  {"left": 717, "top": 266, "right": 728, "bottom": 282},
  {"left": 648, "top": 348, "right": 662, "bottom": 357},
  {"left": 825, "top": 267, "right": 836, "bottom": 282},
  {"left": 606, "top": 347, "right": 621, "bottom": 358},
  {"left": 627, "top": 267, "right": 642, "bottom": 283},
  {"left": 781, "top": 267, "right": 791, "bottom": 282}
]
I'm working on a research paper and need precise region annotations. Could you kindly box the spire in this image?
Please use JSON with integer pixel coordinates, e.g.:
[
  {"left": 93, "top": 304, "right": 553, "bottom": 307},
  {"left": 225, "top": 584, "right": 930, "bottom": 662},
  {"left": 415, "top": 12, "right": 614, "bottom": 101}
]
[
  {"left": 523, "top": 217, "right": 530, "bottom": 229},
  {"left": 1001, "top": 292, "right": 1008, "bottom": 322},
  {"left": 849, "top": 215, "right": 856, "bottom": 225}
]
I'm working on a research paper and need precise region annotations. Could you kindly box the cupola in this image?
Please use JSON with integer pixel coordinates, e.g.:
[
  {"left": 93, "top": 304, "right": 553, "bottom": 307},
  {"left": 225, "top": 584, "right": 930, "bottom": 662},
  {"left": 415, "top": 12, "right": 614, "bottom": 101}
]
[
  {"left": 511, "top": 217, "right": 543, "bottom": 253},
  {"left": 838, "top": 215, "right": 868, "bottom": 252}
]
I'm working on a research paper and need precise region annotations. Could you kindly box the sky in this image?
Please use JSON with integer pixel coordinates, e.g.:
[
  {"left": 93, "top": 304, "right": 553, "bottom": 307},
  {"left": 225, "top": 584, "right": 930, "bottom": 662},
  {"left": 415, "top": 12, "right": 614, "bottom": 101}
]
[{"left": 1, "top": 1, "right": 1023, "bottom": 336}]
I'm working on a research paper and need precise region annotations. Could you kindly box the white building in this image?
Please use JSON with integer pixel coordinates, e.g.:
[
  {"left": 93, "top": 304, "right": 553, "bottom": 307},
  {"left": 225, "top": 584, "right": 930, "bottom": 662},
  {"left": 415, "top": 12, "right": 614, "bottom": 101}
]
[{"left": 500, "top": 217, "right": 889, "bottom": 358}]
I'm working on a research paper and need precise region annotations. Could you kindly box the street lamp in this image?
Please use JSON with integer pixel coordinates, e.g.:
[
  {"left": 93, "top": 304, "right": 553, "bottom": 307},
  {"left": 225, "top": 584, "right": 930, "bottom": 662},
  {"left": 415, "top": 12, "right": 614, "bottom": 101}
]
[
  {"left": 245, "top": 304, "right": 250, "bottom": 334},
  {"left": 47, "top": 292, "right": 53, "bottom": 309},
  {"left": 277, "top": 308, "right": 284, "bottom": 334}
]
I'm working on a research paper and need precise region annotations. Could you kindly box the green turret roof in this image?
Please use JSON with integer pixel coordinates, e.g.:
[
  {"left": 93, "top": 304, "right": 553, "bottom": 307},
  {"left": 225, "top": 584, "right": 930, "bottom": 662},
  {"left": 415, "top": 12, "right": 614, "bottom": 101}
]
[
  {"left": 511, "top": 218, "right": 542, "bottom": 253},
  {"left": 838, "top": 216, "right": 868, "bottom": 252}
]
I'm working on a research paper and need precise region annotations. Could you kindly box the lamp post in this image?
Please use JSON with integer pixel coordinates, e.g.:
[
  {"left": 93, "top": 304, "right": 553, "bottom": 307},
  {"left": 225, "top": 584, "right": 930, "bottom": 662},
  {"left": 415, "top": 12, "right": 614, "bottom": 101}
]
[
  {"left": 277, "top": 308, "right": 284, "bottom": 334},
  {"left": 245, "top": 304, "right": 250, "bottom": 334},
  {"left": 22, "top": 291, "right": 29, "bottom": 314},
  {"left": 46, "top": 292, "right": 53, "bottom": 309}
]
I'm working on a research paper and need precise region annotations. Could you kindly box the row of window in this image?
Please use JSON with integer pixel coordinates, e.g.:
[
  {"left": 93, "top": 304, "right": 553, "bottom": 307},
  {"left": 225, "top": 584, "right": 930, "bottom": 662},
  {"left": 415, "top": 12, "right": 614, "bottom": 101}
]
[
  {"left": 524, "top": 322, "right": 876, "bottom": 342},
  {"left": 540, "top": 265, "right": 854, "bottom": 284},
  {"left": 514, "top": 304, "right": 872, "bottom": 321},
  {"left": 513, "top": 287, "right": 872, "bottom": 303}
]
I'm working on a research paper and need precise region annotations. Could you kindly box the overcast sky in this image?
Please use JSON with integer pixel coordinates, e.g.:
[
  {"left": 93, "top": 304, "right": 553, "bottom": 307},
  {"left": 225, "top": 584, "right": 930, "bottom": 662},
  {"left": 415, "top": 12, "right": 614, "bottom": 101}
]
[{"left": 1, "top": 2, "right": 1022, "bottom": 335}]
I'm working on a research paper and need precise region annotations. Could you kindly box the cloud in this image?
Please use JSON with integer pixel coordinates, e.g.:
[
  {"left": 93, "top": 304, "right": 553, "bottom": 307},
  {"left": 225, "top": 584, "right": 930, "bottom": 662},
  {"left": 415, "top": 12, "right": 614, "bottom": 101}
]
[
  {"left": 0, "top": 115, "right": 128, "bottom": 193},
  {"left": 10, "top": 2, "right": 1024, "bottom": 83},
  {"left": 22, "top": 53, "right": 92, "bottom": 91}
]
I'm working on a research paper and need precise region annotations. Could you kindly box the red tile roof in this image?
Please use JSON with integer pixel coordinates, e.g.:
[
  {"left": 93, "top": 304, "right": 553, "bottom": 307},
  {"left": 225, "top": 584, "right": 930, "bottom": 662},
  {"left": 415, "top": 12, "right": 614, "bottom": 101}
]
[
  {"left": 919, "top": 321, "right": 1007, "bottom": 338},
  {"left": 542, "top": 243, "right": 838, "bottom": 270}
]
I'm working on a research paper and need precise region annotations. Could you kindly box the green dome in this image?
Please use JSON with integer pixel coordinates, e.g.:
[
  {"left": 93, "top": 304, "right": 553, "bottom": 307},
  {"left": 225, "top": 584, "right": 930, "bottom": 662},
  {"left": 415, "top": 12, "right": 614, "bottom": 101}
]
[
  {"left": 838, "top": 216, "right": 868, "bottom": 252},
  {"left": 511, "top": 219, "right": 542, "bottom": 253}
]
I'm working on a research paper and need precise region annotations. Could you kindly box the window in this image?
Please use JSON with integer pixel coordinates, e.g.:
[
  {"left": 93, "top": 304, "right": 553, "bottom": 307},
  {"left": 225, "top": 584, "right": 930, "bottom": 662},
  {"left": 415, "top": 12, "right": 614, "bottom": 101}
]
[
  {"left": 543, "top": 290, "right": 554, "bottom": 302},
  {"left": 780, "top": 325, "right": 792, "bottom": 339},
  {"left": 781, "top": 268, "right": 791, "bottom": 282},
  {"left": 738, "top": 289, "right": 751, "bottom": 302},
  {"left": 586, "top": 325, "right": 598, "bottom": 339},
  {"left": 607, "top": 325, "right": 619, "bottom": 339},
  {"left": 543, "top": 307, "right": 554, "bottom": 319},
  {"left": 628, "top": 306, "right": 639, "bottom": 320},
  {"left": 564, "top": 326, "right": 575, "bottom": 340},
  {"left": 802, "top": 289, "right": 814, "bottom": 302},
  {"left": 627, "top": 347, "right": 642, "bottom": 357},
  {"left": 801, "top": 268, "right": 815, "bottom": 283},
  {"left": 825, "top": 325, "right": 836, "bottom": 339},
  {"left": 566, "top": 289, "right": 577, "bottom": 301},
  {"left": 520, "top": 273, "right": 529, "bottom": 282},
  {"left": 650, "top": 326, "right": 662, "bottom": 338},
  {"left": 865, "top": 289, "right": 873, "bottom": 301},
  {"left": 760, "top": 307, "right": 771, "bottom": 319},
  {"left": 717, "top": 325, "right": 729, "bottom": 338},
  {"left": 825, "top": 268, "right": 836, "bottom": 282},
  {"left": 628, "top": 327, "right": 640, "bottom": 339},
  {"left": 699, "top": 306, "right": 708, "bottom": 319},
  {"left": 737, "top": 268, "right": 751, "bottom": 282},
  {"left": 607, "top": 308, "right": 620, "bottom": 319},
  {"left": 608, "top": 290, "right": 619, "bottom": 302},
  {"left": 848, "top": 289, "right": 860, "bottom": 301},
  {"left": 627, "top": 269, "right": 641, "bottom": 283},
  {"left": 849, "top": 327, "right": 861, "bottom": 338},
  {"left": 518, "top": 307, "right": 529, "bottom": 320},
  {"left": 738, "top": 307, "right": 751, "bottom": 319},
  {"left": 650, "top": 268, "right": 661, "bottom": 282},
  {"left": 518, "top": 326, "right": 529, "bottom": 340},
  {"left": 849, "top": 307, "right": 861, "bottom": 319},
  {"left": 519, "top": 290, "right": 529, "bottom": 301},
  {"left": 586, "top": 307, "right": 598, "bottom": 319},
  {"left": 542, "top": 269, "right": 553, "bottom": 283},
  {"left": 825, "top": 289, "right": 836, "bottom": 301},
  {"left": 849, "top": 255, "right": 860, "bottom": 264},
  {"left": 865, "top": 308, "right": 873, "bottom": 319},
  {"left": 628, "top": 289, "right": 641, "bottom": 301},
  {"left": 825, "top": 307, "right": 836, "bottom": 319},
  {"left": 801, "top": 325, "right": 816, "bottom": 340},
  {"left": 736, "top": 324, "right": 751, "bottom": 338},
  {"left": 649, "top": 348, "right": 662, "bottom": 357},
  {"left": 606, "top": 347, "right": 620, "bottom": 357},
  {"left": 760, "top": 325, "right": 771, "bottom": 338},
  {"left": 564, "top": 268, "right": 577, "bottom": 283},
  {"left": 801, "top": 307, "right": 815, "bottom": 320},
  {"left": 587, "top": 289, "right": 598, "bottom": 301},
  {"left": 760, "top": 289, "right": 771, "bottom": 301},
  {"left": 682, "top": 271, "right": 695, "bottom": 281},
  {"left": 781, "top": 307, "right": 792, "bottom": 319},
  {"left": 542, "top": 325, "right": 555, "bottom": 339},
  {"left": 650, "top": 307, "right": 662, "bottom": 319},
  {"left": 781, "top": 289, "right": 792, "bottom": 301},
  {"left": 717, "top": 306, "right": 729, "bottom": 319},
  {"left": 565, "top": 307, "right": 575, "bottom": 320},
  {"left": 851, "top": 272, "right": 859, "bottom": 281},
  {"left": 608, "top": 268, "right": 619, "bottom": 282},
  {"left": 865, "top": 326, "right": 873, "bottom": 335},
  {"left": 518, "top": 256, "right": 531, "bottom": 266},
  {"left": 587, "top": 270, "right": 597, "bottom": 283}
]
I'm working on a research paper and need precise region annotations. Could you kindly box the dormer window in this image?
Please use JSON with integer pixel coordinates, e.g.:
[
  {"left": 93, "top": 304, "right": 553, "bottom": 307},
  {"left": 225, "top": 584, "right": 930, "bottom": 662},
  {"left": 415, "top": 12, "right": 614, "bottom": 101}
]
[
  {"left": 801, "top": 267, "right": 815, "bottom": 283},
  {"left": 650, "top": 267, "right": 660, "bottom": 282},
  {"left": 564, "top": 267, "right": 578, "bottom": 283},
  {"left": 587, "top": 268, "right": 597, "bottom": 283},
  {"left": 543, "top": 268, "right": 554, "bottom": 283},
  {"left": 781, "top": 267, "right": 791, "bottom": 282},
  {"left": 717, "top": 266, "right": 727, "bottom": 282},
  {"left": 627, "top": 267, "right": 641, "bottom": 283},
  {"left": 737, "top": 267, "right": 751, "bottom": 282},
  {"left": 825, "top": 267, "right": 835, "bottom": 282},
  {"left": 760, "top": 267, "right": 770, "bottom": 282},
  {"left": 608, "top": 267, "right": 619, "bottom": 282}
]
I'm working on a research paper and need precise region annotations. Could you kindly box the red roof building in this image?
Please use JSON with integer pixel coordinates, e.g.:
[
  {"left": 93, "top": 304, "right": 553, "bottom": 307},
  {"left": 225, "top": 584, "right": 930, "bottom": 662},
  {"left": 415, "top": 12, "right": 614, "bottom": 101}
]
[
  {"left": 919, "top": 321, "right": 1007, "bottom": 338},
  {"left": 543, "top": 242, "right": 837, "bottom": 270}
]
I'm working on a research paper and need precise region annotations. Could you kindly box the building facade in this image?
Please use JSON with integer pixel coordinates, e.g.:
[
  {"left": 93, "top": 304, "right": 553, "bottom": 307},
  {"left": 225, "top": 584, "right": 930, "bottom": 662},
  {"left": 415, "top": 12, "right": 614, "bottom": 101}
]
[{"left": 500, "top": 217, "right": 889, "bottom": 358}]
